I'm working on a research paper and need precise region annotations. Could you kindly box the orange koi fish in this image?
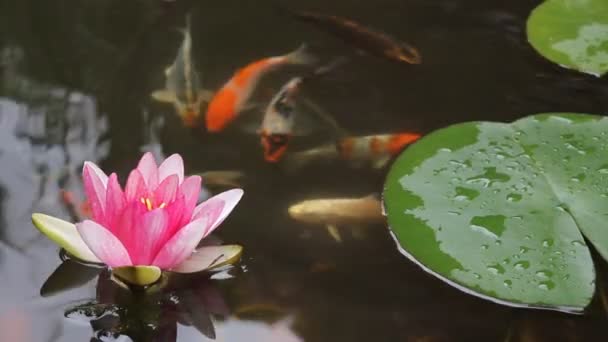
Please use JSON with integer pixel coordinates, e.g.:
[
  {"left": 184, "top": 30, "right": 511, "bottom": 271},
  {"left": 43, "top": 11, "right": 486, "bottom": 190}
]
[
  {"left": 288, "top": 132, "right": 421, "bottom": 169},
  {"left": 205, "top": 44, "right": 316, "bottom": 132}
]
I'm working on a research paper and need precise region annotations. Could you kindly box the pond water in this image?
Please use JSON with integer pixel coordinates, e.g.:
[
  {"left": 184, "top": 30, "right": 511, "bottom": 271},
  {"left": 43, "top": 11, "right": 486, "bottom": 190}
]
[{"left": 1, "top": 0, "right": 608, "bottom": 341}]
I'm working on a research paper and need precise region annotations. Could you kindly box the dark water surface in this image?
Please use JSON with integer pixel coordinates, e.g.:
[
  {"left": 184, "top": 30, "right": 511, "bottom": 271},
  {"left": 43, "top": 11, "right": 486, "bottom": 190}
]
[{"left": 1, "top": 0, "right": 608, "bottom": 341}]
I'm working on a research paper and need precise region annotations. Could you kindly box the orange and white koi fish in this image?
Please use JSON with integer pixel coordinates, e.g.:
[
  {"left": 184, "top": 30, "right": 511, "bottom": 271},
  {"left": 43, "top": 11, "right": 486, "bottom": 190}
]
[
  {"left": 259, "top": 77, "right": 303, "bottom": 162},
  {"left": 288, "top": 132, "right": 421, "bottom": 169},
  {"left": 288, "top": 194, "right": 384, "bottom": 242},
  {"left": 151, "top": 16, "right": 213, "bottom": 127},
  {"left": 205, "top": 44, "right": 316, "bottom": 132},
  {"left": 260, "top": 57, "right": 348, "bottom": 162}
]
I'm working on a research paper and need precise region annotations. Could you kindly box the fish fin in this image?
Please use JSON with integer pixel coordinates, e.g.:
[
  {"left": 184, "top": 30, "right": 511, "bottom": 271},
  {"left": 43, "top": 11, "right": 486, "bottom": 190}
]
[
  {"left": 286, "top": 43, "right": 318, "bottom": 65},
  {"left": 198, "top": 89, "right": 215, "bottom": 102},
  {"left": 151, "top": 90, "right": 177, "bottom": 103},
  {"left": 299, "top": 97, "right": 349, "bottom": 138},
  {"left": 311, "top": 56, "right": 349, "bottom": 78},
  {"left": 326, "top": 224, "right": 342, "bottom": 243},
  {"left": 373, "top": 156, "right": 391, "bottom": 169}
]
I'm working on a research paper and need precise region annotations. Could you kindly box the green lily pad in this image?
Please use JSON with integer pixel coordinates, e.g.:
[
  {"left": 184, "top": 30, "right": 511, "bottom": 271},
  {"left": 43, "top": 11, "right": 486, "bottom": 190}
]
[
  {"left": 383, "top": 113, "right": 608, "bottom": 313},
  {"left": 113, "top": 265, "right": 162, "bottom": 286},
  {"left": 32, "top": 213, "right": 101, "bottom": 264},
  {"left": 171, "top": 245, "right": 243, "bottom": 274},
  {"left": 527, "top": 0, "right": 608, "bottom": 76}
]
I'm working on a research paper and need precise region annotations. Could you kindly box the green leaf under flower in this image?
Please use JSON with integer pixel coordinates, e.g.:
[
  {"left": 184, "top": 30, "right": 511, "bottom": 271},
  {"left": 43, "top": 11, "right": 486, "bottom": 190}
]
[
  {"left": 384, "top": 113, "right": 608, "bottom": 313},
  {"left": 32, "top": 213, "right": 101, "bottom": 264},
  {"left": 171, "top": 245, "right": 243, "bottom": 274},
  {"left": 113, "top": 265, "right": 162, "bottom": 286}
]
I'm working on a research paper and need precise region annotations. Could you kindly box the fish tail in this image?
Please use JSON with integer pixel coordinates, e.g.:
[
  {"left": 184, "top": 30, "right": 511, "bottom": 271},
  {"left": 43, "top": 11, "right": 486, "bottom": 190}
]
[
  {"left": 387, "top": 132, "right": 422, "bottom": 155},
  {"left": 286, "top": 44, "right": 318, "bottom": 65},
  {"left": 312, "top": 56, "right": 349, "bottom": 78}
]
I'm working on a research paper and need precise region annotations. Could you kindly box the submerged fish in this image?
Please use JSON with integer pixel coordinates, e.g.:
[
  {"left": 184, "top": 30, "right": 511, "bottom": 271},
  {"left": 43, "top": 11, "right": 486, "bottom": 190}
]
[
  {"left": 288, "top": 195, "right": 384, "bottom": 242},
  {"left": 259, "top": 57, "right": 348, "bottom": 162},
  {"left": 289, "top": 132, "right": 422, "bottom": 170},
  {"left": 197, "top": 170, "right": 244, "bottom": 188},
  {"left": 259, "top": 77, "right": 302, "bottom": 162},
  {"left": 205, "top": 44, "right": 316, "bottom": 132},
  {"left": 290, "top": 10, "right": 421, "bottom": 65},
  {"left": 151, "top": 16, "right": 213, "bottom": 127}
]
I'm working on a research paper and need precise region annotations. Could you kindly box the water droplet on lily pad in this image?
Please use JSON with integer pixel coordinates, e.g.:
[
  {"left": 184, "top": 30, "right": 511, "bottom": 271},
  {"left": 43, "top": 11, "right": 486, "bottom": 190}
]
[
  {"left": 487, "top": 264, "right": 505, "bottom": 275},
  {"left": 538, "top": 280, "right": 556, "bottom": 291},
  {"left": 514, "top": 261, "right": 530, "bottom": 270}
]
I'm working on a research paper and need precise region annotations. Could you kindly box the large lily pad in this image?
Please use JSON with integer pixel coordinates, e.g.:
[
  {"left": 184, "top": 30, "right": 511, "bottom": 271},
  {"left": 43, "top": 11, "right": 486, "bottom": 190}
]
[
  {"left": 527, "top": 0, "right": 608, "bottom": 76},
  {"left": 383, "top": 113, "right": 608, "bottom": 313}
]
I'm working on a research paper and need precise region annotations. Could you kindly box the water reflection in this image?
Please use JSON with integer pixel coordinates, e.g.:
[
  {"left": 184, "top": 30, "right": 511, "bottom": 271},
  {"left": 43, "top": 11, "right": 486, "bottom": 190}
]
[{"left": 39, "top": 256, "right": 302, "bottom": 342}]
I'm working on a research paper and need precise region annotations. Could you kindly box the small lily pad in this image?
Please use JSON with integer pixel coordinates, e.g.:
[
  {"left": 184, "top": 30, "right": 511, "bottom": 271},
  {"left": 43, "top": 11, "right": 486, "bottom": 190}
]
[
  {"left": 384, "top": 113, "right": 608, "bottom": 313},
  {"left": 32, "top": 213, "right": 100, "bottom": 263},
  {"left": 527, "top": 0, "right": 608, "bottom": 76},
  {"left": 113, "top": 265, "right": 162, "bottom": 286},
  {"left": 171, "top": 245, "right": 243, "bottom": 274}
]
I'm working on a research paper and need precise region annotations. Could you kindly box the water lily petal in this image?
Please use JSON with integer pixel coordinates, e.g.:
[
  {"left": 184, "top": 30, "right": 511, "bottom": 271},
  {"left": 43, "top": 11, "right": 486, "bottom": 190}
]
[
  {"left": 158, "top": 154, "right": 184, "bottom": 184},
  {"left": 154, "top": 174, "right": 179, "bottom": 206},
  {"left": 164, "top": 194, "right": 186, "bottom": 239},
  {"left": 180, "top": 175, "right": 202, "bottom": 225},
  {"left": 83, "top": 161, "right": 108, "bottom": 187},
  {"left": 171, "top": 245, "right": 243, "bottom": 273},
  {"left": 83, "top": 162, "right": 108, "bottom": 223},
  {"left": 114, "top": 202, "right": 146, "bottom": 255},
  {"left": 77, "top": 220, "right": 132, "bottom": 267},
  {"left": 31, "top": 213, "right": 100, "bottom": 263},
  {"left": 137, "top": 152, "right": 159, "bottom": 189},
  {"left": 193, "top": 188, "right": 243, "bottom": 235},
  {"left": 125, "top": 169, "right": 147, "bottom": 202},
  {"left": 131, "top": 209, "right": 169, "bottom": 265},
  {"left": 112, "top": 265, "right": 161, "bottom": 286},
  {"left": 152, "top": 214, "right": 218, "bottom": 269},
  {"left": 105, "top": 173, "right": 125, "bottom": 232}
]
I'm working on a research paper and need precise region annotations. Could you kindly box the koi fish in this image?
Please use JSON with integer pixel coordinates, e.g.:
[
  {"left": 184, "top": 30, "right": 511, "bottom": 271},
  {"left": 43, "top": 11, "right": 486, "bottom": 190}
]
[
  {"left": 289, "top": 10, "right": 421, "bottom": 65},
  {"left": 288, "top": 132, "right": 422, "bottom": 170},
  {"left": 259, "top": 58, "right": 348, "bottom": 162},
  {"left": 151, "top": 16, "right": 213, "bottom": 127},
  {"left": 288, "top": 195, "right": 384, "bottom": 242},
  {"left": 197, "top": 170, "right": 244, "bottom": 188},
  {"left": 205, "top": 44, "right": 316, "bottom": 132},
  {"left": 259, "top": 78, "right": 302, "bottom": 162}
]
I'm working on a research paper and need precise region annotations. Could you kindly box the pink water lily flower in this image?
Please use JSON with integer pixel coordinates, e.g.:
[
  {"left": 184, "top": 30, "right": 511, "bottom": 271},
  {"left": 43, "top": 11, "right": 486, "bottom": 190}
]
[{"left": 32, "top": 153, "right": 243, "bottom": 286}]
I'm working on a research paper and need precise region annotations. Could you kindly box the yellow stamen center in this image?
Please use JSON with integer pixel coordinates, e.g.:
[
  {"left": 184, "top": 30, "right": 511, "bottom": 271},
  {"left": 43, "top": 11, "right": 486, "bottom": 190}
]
[{"left": 140, "top": 197, "right": 166, "bottom": 211}]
